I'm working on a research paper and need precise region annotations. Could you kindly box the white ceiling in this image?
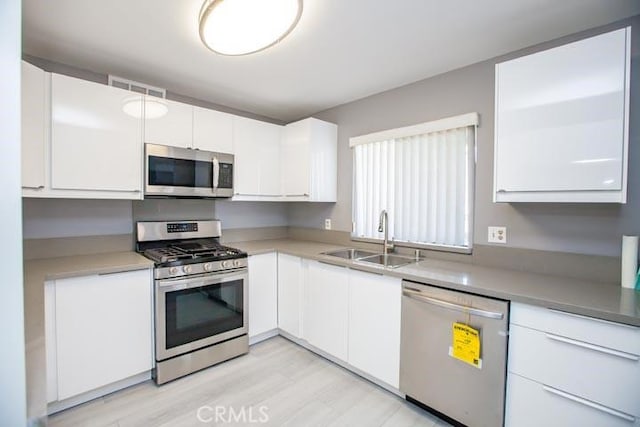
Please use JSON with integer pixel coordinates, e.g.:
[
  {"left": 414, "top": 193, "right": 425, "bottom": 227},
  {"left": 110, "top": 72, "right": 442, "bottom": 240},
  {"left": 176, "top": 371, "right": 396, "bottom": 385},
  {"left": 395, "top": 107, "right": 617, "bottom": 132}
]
[{"left": 23, "top": 0, "right": 640, "bottom": 122}]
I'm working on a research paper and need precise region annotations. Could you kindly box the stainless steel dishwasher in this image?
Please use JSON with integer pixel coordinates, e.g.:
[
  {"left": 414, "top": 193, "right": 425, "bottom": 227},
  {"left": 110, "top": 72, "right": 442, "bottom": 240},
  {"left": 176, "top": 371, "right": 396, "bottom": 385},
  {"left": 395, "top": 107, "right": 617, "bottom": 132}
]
[{"left": 400, "top": 280, "right": 509, "bottom": 427}]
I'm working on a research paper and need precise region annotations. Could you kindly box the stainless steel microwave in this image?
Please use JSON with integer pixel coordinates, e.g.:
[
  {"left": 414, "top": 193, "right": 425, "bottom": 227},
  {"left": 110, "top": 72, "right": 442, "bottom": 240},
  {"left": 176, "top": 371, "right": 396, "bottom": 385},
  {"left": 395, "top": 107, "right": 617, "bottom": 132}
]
[{"left": 144, "top": 143, "right": 234, "bottom": 198}]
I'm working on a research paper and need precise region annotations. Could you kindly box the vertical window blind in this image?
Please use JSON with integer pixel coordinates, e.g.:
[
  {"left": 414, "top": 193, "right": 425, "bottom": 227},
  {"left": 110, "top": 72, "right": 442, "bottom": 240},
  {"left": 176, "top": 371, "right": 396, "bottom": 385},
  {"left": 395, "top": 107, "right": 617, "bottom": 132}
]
[{"left": 351, "top": 113, "right": 477, "bottom": 251}]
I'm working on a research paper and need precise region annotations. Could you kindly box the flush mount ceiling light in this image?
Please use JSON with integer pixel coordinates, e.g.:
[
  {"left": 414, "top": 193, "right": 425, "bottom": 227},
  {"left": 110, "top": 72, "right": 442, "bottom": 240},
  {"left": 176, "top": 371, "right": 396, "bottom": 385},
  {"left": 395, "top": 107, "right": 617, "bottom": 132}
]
[
  {"left": 122, "top": 97, "right": 168, "bottom": 119},
  {"left": 199, "top": 0, "right": 303, "bottom": 56}
]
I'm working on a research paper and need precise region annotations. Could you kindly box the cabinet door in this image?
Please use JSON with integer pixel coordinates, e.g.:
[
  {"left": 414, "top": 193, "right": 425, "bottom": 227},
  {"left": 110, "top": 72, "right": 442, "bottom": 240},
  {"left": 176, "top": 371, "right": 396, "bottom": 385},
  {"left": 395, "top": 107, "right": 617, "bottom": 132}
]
[
  {"left": 277, "top": 253, "right": 303, "bottom": 337},
  {"left": 51, "top": 74, "right": 143, "bottom": 193},
  {"left": 21, "top": 61, "right": 46, "bottom": 189},
  {"left": 54, "top": 269, "right": 153, "bottom": 400},
  {"left": 348, "top": 269, "right": 401, "bottom": 388},
  {"left": 144, "top": 97, "right": 192, "bottom": 148},
  {"left": 305, "top": 261, "right": 349, "bottom": 361},
  {"left": 281, "top": 120, "right": 310, "bottom": 197},
  {"left": 248, "top": 253, "right": 278, "bottom": 338},
  {"left": 233, "top": 116, "right": 282, "bottom": 197},
  {"left": 193, "top": 106, "right": 233, "bottom": 153},
  {"left": 495, "top": 28, "right": 629, "bottom": 201}
]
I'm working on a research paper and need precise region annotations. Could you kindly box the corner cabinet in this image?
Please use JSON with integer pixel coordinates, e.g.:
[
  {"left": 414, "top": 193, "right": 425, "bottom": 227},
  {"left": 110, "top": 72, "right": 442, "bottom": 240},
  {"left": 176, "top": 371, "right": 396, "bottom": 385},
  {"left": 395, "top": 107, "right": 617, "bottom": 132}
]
[
  {"left": 277, "top": 253, "right": 305, "bottom": 338},
  {"left": 232, "top": 116, "right": 282, "bottom": 199},
  {"left": 48, "top": 73, "right": 144, "bottom": 199},
  {"left": 281, "top": 118, "right": 337, "bottom": 202},
  {"left": 45, "top": 269, "right": 153, "bottom": 410},
  {"left": 494, "top": 27, "right": 631, "bottom": 203}
]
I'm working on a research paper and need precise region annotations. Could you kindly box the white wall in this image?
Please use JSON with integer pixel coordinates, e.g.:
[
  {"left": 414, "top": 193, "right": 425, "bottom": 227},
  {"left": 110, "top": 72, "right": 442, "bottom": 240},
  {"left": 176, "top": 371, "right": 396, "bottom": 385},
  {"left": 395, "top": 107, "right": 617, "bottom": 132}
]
[{"left": 1, "top": 0, "right": 27, "bottom": 424}]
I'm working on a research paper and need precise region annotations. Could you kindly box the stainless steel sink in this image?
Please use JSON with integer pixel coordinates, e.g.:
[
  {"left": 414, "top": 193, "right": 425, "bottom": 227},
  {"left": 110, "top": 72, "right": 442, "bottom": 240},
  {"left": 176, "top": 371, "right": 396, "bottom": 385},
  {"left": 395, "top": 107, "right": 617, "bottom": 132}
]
[
  {"left": 358, "top": 253, "right": 416, "bottom": 268},
  {"left": 322, "top": 248, "right": 417, "bottom": 268},
  {"left": 321, "top": 248, "right": 379, "bottom": 260}
]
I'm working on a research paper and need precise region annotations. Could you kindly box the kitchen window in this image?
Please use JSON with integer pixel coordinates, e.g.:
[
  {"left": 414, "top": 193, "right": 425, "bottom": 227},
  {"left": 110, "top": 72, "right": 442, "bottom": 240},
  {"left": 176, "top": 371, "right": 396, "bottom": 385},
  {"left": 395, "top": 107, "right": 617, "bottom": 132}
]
[{"left": 350, "top": 113, "right": 478, "bottom": 253}]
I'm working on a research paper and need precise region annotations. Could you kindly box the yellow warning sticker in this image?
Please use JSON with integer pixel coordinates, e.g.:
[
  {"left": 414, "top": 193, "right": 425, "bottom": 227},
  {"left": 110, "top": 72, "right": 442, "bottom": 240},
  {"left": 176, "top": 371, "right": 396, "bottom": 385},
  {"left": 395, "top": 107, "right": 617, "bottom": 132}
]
[{"left": 452, "top": 322, "right": 481, "bottom": 368}]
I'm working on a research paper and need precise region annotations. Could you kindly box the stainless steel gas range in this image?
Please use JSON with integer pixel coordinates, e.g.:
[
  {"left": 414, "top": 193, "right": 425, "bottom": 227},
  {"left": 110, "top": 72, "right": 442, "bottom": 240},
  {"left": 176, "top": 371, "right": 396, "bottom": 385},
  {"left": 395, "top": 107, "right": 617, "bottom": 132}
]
[{"left": 136, "top": 220, "right": 249, "bottom": 384}]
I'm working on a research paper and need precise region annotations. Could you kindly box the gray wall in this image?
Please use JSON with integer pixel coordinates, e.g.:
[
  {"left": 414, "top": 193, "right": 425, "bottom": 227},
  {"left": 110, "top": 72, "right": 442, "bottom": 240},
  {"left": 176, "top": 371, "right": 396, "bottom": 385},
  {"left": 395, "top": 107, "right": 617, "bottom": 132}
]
[
  {"left": 22, "top": 198, "right": 289, "bottom": 240},
  {"left": 290, "top": 16, "right": 640, "bottom": 257},
  {"left": 1, "top": 0, "right": 27, "bottom": 424}
]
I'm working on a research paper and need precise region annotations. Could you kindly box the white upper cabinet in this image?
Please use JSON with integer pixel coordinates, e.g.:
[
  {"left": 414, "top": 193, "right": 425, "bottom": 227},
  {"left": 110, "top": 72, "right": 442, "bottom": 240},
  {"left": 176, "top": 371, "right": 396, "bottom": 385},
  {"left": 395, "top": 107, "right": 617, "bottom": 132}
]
[
  {"left": 50, "top": 73, "right": 143, "bottom": 197},
  {"left": 193, "top": 106, "right": 234, "bottom": 153},
  {"left": 144, "top": 99, "right": 234, "bottom": 153},
  {"left": 232, "top": 115, "right": 282, "bottom": 199},
  {"left": 143, "top": 97, "right": 192, "bottom": 148},
  {"left": 494, "top": 27, "right": 631, "bottom": 203},
  {"left": 281, "top": 118, "right": 337, "bottom": 202},
  {"left": 21, "top": 61, "right": 47, "bottom": 190}
]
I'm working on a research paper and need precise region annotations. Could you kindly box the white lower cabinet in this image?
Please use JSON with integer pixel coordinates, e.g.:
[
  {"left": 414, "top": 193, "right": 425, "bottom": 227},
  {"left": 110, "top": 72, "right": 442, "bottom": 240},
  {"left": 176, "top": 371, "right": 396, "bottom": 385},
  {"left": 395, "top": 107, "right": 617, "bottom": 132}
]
[
  {"left": 348, "top": 270, "right": 401, "bottom": 388},
  {"left": 46, "top": 269, "right": 153, "bottom": 404},
  {"left": 277, "top": 253, "right": 304, "bottom": 338},
  {"left": 304, "top": 261, "right": 349, "bottom": 361},
  {"left": 248, "top": 253, "right": 278, "bottom": 339},
  {"left": 505, "top": 302, "right": 640, "bottom": 426}
]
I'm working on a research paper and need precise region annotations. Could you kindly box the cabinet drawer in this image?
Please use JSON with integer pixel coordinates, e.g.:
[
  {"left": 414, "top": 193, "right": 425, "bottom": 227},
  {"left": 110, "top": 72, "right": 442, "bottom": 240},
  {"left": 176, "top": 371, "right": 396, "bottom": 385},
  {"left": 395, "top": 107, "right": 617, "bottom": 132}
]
[
  {"left": 508, "top": 324, "right": 640, "bottom": 416},
  {"left": 510, "top": 302, "right": 640, "bottom": 355},
  {"left": 506, "top": 373, "right": 638, "bottom": 427}
]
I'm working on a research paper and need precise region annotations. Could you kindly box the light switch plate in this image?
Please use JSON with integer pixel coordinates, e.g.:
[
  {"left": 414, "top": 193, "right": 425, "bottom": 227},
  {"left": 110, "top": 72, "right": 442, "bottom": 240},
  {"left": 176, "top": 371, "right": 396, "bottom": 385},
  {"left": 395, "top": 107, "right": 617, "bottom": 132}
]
[{"left": 488, "top": 226, "right": 507, "bottom": 244}]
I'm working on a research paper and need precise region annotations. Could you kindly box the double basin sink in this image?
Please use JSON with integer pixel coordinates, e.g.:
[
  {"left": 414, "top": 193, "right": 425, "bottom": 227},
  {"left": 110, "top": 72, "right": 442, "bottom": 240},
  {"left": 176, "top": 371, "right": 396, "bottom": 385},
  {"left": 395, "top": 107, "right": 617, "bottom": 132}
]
[{"left": 321, "top": 248, "right": 418, "bottom": 268}]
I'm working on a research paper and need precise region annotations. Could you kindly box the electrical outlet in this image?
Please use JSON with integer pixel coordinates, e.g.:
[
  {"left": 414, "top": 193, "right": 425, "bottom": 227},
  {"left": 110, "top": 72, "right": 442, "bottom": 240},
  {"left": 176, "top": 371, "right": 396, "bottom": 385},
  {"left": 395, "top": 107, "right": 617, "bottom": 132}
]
[
  {"left": 324, "top": 219, "right": 332, "bottom": 230},
  {"left": 488, "top": 226, "right": 507, "bottom": 244}
]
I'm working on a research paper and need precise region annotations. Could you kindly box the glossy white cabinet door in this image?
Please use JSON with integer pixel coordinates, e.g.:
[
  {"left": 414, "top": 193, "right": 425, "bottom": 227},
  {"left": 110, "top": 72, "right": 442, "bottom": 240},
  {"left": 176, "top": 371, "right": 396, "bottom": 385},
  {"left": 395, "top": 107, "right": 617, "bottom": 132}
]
[
  {"left": 495, "top": 27, "right": 630, "bottom": 202},
  {"left": 277, "top": 253, "right": 303, "bottom": 338},
  {"left": 248, "top": 253, "right": 278, "bottom": 337},
  {"left": 51, "top": 74, "right": 143, "bottom": 193},
  {"left": 348, "top": 269, "right": 401, "bottom": 388},
  {"left": 21, "top": 61, "right": 46, "bottom": 189},
  {"left": 193, "top": 106, "right": 233, "bottom": 153},
  {"left": 281, "top": 118, "right": 337, "bottom": 201},
  {"left": 506, "top": 373, "right": 639, "bottom": 427},
  {"left": 144, "top": 97, "right": 192, "bottom": 148},
  {"left": 54, "top": 269, "right": 153, "bottom": 401},
  {"left": 233, "top": 116, "right": 282, "bottom": 197},
  {"left": 305, "top": 261, "right": 349, "bottom": 361}
]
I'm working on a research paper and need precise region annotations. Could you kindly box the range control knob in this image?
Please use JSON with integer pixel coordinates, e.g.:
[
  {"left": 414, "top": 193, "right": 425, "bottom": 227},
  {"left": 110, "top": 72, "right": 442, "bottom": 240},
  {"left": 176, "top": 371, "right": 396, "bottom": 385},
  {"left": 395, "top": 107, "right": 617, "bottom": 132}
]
[
  {"left": 203, "top": 263, "right": 213, "bottom": 272},
  {"left": 168, "top": 267, "right": 178, "bottom": 275},
  {"left": 222, "top": 261, "right": 230, "bottom": 268},
  {"left": 182, "top": 265, "right": 192, "bottom": 274},
  {"left": 233, "top": 260, "right": 241, "bottom": 268}
]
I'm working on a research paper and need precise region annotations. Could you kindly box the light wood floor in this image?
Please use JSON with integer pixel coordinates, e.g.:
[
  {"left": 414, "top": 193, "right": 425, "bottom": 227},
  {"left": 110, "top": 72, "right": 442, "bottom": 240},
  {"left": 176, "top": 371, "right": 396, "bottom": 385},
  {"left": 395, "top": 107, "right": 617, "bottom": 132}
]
[{"left": 48, "top": 336, "right": 451, "bottom": 427}]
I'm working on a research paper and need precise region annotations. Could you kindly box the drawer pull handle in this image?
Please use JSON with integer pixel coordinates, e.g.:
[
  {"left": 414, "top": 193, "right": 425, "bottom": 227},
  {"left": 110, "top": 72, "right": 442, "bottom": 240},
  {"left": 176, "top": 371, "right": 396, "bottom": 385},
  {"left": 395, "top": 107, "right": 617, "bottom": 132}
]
[
  {"left": 545, "top": 333, "right": 640, "bottom": 361},
  {"left": 542, "top": 385, "right": 636, "bottom": 423}
]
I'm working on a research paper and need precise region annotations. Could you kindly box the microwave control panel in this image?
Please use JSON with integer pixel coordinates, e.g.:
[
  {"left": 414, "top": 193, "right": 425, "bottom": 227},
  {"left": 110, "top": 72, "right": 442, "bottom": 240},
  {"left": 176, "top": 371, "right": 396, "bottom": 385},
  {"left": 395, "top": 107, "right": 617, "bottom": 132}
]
[{"left": 219, "top": 163, "right": 233, "bottom": 189}]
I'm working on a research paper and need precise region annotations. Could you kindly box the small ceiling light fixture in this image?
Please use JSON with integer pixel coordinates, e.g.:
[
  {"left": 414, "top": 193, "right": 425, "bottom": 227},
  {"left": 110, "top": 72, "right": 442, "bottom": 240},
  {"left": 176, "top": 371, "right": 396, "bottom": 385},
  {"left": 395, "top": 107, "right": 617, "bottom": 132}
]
[{"left": 199, "top": 0, "right": 303, "bottom": 56}]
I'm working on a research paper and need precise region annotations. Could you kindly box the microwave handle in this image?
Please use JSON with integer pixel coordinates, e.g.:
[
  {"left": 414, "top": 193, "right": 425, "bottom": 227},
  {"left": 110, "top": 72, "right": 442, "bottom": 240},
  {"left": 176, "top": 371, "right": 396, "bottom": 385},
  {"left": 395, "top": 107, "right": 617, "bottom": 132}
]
[{"left": 212, "top": 156, "right": 220, "bottom": 190}]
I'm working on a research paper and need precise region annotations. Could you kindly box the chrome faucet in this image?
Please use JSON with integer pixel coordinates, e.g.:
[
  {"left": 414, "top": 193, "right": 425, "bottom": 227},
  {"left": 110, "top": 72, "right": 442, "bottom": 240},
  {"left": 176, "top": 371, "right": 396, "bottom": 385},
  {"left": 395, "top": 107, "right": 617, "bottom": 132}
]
[{"left": 378, "top": 210, "right": 395, "bottom": 255}]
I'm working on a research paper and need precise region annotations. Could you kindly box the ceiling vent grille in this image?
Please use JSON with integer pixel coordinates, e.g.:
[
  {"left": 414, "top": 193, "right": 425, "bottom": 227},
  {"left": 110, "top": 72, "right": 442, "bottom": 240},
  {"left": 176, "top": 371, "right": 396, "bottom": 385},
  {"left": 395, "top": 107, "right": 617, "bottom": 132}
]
[{"left": 108, "top": 75, "right": 166, "bottom": 99}]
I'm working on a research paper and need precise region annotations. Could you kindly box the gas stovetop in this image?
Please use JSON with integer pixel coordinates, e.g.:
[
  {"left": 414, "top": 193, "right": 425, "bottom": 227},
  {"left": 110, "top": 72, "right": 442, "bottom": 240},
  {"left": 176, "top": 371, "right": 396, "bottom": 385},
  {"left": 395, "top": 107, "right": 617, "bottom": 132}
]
[
  {"left": 136, "top": 220, "right": 248, "bottom": 280},
  {"left": 143, "top": 241, "right": 246, "bottom": 265}
]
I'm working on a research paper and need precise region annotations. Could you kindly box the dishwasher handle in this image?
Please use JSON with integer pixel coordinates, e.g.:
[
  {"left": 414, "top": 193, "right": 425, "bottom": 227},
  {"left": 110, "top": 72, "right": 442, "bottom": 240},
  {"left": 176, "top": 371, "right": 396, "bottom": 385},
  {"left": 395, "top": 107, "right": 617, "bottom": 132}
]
[{"left": 403, "top": 287, "right": 504, "bottom": 320}]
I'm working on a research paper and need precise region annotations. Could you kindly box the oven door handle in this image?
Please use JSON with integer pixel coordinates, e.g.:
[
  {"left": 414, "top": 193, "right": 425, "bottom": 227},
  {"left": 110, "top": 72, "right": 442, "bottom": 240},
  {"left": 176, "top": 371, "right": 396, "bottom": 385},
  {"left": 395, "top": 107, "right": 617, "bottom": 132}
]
[
  {"left": 212, "top": 156, "right": 220, "bottom": 191},
  {"left": 158, "top": 270, "right": 246, "bottom": 291}
]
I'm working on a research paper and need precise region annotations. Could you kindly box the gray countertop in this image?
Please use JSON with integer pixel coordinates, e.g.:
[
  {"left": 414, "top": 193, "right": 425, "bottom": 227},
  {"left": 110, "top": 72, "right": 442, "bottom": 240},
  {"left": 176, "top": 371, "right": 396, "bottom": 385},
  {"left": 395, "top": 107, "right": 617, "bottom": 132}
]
[{"left": 230, "top": 239, "right": 640, "bottom": 327}]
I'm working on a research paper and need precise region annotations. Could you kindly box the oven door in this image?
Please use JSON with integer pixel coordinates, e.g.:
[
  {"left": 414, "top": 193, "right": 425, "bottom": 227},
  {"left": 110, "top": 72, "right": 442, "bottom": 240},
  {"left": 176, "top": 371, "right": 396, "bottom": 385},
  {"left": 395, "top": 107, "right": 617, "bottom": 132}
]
[
  {"left": 155, "top": 269, "right": 248, "bottom": 361},
  {"left": 145, "top": 143, "right": 234, "bottom": 198}
]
